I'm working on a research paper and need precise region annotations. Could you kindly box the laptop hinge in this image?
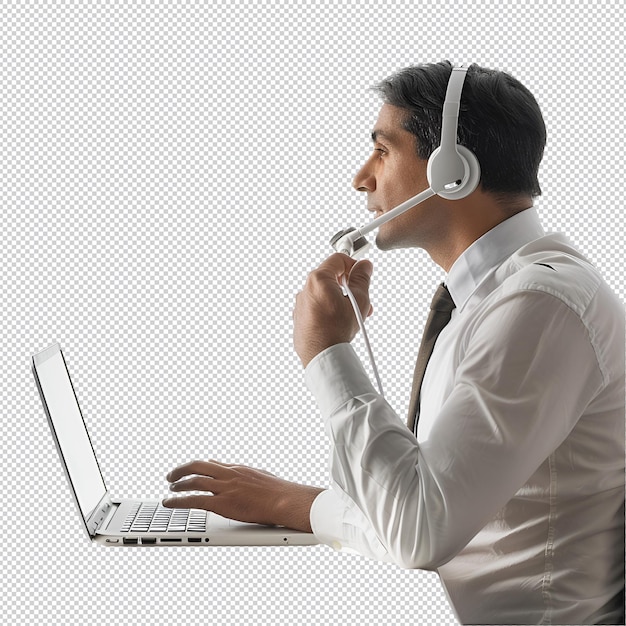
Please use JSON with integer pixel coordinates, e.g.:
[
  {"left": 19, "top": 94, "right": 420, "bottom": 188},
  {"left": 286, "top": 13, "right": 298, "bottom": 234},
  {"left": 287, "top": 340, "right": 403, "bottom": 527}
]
[{"left": 87, "top": 493, "right": 115, "bottom": 537}]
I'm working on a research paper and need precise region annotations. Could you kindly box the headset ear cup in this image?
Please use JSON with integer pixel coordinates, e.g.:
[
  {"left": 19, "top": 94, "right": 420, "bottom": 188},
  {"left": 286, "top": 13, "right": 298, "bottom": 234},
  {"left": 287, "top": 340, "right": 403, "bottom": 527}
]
[
  {"left": 435, "top": 145, "right": 481, "bottom": 200},
  {"left": 426, "top": 146, "right": 441, "bottom": 191},
  {"left": 456, "top": 145, "right": 481, "bottom": 198}
]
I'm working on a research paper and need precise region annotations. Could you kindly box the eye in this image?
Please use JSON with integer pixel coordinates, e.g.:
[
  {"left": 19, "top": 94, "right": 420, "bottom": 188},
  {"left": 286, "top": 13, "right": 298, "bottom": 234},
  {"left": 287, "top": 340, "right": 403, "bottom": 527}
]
[{"left": 374, "top": 147, "right": 387, "bottom": 158}]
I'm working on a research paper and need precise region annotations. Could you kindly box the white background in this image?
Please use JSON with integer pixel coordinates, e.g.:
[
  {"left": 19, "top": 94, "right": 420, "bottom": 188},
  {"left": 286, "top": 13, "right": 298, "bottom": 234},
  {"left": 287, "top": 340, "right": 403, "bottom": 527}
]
[{"left": 2, "top": 2, "right": 623, "bottom": 625}]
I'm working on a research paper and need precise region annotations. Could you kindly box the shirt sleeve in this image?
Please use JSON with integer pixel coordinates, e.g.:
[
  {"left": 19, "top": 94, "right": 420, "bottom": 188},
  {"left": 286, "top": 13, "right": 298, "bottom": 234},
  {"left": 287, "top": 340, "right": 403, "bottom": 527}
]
[
  {"left": 305, "top": 290, "right": 604, "bottom": 570},
  {"left": 305, "top": 345, "right": 399, "bottom": 563}
]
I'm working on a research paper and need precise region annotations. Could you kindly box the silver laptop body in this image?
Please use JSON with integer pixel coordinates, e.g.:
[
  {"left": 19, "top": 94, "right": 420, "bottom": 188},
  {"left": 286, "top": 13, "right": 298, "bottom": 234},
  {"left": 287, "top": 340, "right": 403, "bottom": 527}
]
[{"left": 32, "top": 342, "right": 318, "bottom": 548}]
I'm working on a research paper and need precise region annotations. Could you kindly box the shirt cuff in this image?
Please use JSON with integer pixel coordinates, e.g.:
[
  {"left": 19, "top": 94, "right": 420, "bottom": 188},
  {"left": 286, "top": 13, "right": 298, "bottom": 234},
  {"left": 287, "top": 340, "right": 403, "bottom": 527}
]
[
  {"left": 304, "top": 343, "right": 378, "bottom": 419},
  {"left": 310, "top": 487, "right": 391, "bottom": 561},
  {"left": 309, "top": 488, "right": 349, "bottom": 552}
]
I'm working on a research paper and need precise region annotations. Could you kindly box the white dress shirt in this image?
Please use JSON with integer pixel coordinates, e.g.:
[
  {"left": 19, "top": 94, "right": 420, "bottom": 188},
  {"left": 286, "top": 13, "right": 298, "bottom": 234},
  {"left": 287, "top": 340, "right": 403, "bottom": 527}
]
[{"left": 306, "top": 208, "right": 625, "bottom": 625}]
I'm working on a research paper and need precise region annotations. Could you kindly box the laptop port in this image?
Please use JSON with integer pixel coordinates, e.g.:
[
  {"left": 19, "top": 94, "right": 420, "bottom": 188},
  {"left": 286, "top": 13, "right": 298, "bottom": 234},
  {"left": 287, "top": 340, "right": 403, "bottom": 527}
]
[
  {"left": 160, "top": 538, "right": 182, "bottom": 543},
  {"left": 141, "top": 538, "right": 156, "bottom": 545},
  {"left": 188, "top": 537, "right": 202, "bottom": 543},
  {"left": 123, "top": 538, "right": 138, "bottom": 545}
]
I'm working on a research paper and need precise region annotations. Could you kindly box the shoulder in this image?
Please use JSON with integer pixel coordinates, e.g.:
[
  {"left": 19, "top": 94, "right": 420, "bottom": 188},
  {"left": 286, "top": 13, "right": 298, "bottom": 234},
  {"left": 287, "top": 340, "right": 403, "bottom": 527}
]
[
  {"left": 500, "top": 234, "right": 604, "bottom": 316},
  {"left": 479, "top": 234, "right": 624, "bottom": 385}
]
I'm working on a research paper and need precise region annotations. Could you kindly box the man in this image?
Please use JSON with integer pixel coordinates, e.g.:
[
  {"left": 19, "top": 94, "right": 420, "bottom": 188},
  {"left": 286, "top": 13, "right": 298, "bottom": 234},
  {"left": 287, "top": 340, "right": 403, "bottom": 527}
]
[{"left": 163, "top": 62, "right": 625, "bottom": 625}]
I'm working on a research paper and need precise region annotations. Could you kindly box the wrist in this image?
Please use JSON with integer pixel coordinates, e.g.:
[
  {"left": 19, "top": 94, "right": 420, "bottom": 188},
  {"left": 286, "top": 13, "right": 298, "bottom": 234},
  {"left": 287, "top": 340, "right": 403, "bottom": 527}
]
[
  {"left": 298, "top": 339, "right": 341, "bottom": 369},
  {"left": 277, "top": 485, "right": 325, "bottom": 533}
]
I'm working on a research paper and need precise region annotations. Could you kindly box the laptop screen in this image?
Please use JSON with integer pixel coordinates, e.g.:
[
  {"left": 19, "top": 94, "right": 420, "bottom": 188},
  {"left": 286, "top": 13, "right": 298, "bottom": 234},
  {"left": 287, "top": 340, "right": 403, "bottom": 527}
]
[{"left": 33, "top": 344, "right": 107, "bottom": 524}]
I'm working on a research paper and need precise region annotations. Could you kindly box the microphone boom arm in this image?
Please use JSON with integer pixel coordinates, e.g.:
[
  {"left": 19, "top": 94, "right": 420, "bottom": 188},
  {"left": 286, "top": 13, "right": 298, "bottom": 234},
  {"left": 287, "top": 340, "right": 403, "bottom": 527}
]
[{"left": 330, "top": 187, "right": 436, "bottom": 257}]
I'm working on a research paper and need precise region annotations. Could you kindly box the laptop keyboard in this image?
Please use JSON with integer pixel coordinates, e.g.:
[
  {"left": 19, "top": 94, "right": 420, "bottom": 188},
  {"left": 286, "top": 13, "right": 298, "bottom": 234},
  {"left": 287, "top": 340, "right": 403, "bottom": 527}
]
[{"left": 120, "top": 502, "right": 207, "bottom": 533}]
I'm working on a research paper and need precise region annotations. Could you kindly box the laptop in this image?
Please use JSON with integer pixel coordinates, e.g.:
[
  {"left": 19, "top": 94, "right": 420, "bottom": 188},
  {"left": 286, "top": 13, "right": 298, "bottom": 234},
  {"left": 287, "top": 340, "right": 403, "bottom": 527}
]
[{"left": 32, "top": 342, "right": 319, "bottom": 548}]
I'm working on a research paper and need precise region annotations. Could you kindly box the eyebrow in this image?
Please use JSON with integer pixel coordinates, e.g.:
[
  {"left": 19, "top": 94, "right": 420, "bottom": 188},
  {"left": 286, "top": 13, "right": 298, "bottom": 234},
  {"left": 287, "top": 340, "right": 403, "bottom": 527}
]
[{"left": 371, "top": 129, "right": 399, "bottom": 144}]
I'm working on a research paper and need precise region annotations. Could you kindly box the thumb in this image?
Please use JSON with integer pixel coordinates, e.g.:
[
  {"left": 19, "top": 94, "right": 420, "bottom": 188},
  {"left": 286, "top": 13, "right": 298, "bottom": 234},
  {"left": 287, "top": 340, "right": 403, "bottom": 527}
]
[{"left": 347, "top": 260, "right": 374, "bottom": 317}]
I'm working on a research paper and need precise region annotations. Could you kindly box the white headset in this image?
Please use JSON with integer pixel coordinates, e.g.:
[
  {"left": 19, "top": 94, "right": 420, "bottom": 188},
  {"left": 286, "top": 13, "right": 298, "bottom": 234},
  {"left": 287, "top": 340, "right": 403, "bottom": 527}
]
[{"left": 331, "top": 65, "right": 481, "bottom": 257}]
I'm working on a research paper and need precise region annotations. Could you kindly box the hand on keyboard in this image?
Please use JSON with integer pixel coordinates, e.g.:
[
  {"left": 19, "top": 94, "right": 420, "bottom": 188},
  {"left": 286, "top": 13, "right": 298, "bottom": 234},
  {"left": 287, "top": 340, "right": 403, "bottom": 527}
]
[{"left": 162, "top": 459, "right": 323, "bottom": 533}]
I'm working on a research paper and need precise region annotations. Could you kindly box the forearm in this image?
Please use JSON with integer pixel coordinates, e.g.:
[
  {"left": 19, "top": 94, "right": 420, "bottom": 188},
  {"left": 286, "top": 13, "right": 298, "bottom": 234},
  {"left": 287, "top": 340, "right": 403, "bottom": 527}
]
[
  {"left": 304, "top": 344, "right": 444, "bottom": 567},
  {"left": 275, "top": 483, "right": 325, "bottom": 533},
  {"left": 304, "top": 343, "right": 500, "bottom": 570}
]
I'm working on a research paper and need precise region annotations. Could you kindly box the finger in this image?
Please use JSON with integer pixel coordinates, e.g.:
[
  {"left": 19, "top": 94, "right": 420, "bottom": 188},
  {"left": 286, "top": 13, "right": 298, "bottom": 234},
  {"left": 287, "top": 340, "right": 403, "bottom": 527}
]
[
  {"left": 348, "top": 259, "right": 373, "bottom": 288},
  {"left": 169, "top": 475, "right": 220, "bottom": 493},
  {"left": 162, "top": 495, "right": 242, "bottom": 525},
  {"left": 162, "top": 494, "right": 216, "bottom": 510},
  {"left": 312, "top": 253, "right": 359, "bottom": 284},
  {"left": 166, "top": 459, "right": 229, "bottom": 483},
  {"left": 347, "top": 259, "right": 374, "bottom": 317}
]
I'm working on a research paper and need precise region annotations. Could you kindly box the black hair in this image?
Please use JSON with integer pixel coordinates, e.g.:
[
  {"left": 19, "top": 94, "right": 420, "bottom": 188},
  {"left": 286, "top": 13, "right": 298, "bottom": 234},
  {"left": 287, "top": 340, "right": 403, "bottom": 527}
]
[{"left": 373, "top": 61, "right": 546, "bottom": 198}]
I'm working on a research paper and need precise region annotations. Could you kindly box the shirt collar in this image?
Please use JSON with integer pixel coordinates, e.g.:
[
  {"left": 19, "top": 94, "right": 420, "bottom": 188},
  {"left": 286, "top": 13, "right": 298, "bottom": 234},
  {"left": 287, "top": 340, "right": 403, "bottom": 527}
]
[{"left": 446, "top": 207, "right": 545, "bottom": 311}]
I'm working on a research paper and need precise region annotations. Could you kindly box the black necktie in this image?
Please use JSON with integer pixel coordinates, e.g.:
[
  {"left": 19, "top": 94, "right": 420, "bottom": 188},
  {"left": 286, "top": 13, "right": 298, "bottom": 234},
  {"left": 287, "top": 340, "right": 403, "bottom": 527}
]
[{"left": 407, "top": 283, "right": 456, "bottom": 433}]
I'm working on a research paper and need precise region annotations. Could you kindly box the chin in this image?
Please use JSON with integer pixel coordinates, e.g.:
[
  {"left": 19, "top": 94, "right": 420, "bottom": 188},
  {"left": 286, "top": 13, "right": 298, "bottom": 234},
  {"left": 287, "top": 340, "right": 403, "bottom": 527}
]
[{"left": 375, "top": 233, "right": 407, "bottom": 251}]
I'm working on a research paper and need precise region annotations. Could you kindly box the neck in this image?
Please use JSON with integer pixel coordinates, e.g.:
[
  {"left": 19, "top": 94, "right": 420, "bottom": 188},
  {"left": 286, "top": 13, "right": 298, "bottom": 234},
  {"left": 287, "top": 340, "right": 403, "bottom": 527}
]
[{"left": 427, "top": 195, "right": 533, "bottom": 272}]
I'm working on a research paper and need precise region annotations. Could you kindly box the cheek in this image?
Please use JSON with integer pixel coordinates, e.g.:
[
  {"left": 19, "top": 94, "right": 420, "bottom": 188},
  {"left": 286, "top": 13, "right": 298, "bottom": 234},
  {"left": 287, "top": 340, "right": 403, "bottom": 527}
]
[
  {"left": 393, "top": 158, "right": 429, "bottom": 193},
  {"left": 385, "top": 178, "right": 428, "bottom": 211},
  {"left": 404, "top": 165, "right": 430, "bottom": 194}
]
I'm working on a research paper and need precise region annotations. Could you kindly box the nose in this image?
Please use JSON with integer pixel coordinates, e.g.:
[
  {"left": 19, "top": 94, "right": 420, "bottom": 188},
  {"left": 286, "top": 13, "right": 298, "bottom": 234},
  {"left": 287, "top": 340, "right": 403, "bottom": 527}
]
[{"left": 352, "top": 157, "right": 375, "bottom": 193}]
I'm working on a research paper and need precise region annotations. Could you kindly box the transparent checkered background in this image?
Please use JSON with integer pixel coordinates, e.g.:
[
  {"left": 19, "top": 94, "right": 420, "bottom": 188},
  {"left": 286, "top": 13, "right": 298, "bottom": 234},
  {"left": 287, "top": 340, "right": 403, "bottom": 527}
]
[{"left": 2, "top": 2, "right": 623, "bottom": 625}]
